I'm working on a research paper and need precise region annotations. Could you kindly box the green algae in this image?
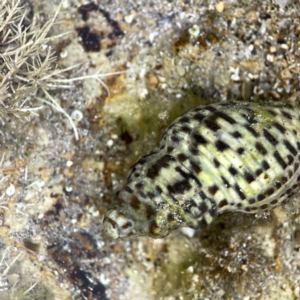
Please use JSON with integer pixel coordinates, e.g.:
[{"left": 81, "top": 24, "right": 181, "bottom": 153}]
[{"left": 103, "top": 89, "right": 208, "bottom": 167}]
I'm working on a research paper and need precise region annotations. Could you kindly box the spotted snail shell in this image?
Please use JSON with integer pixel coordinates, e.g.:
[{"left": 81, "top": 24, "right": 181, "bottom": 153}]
[{"left": 103, "top": 101, "right": 300, "bottom": 239}]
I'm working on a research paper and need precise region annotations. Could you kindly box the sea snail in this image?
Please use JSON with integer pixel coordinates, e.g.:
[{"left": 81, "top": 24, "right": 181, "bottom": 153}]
[{"left": 103, "top": 101, "right": 300, "bottom": 239}]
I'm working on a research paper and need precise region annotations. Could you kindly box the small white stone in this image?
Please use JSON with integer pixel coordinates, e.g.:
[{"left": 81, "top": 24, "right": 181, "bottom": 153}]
[
  {"left": 6, "top": 184, "right": 15, "bottom": 196},
  {"left": 139, "top": 68, "right": 146, "bottom": 78},
  {"left": 188, "top": 24, "right": 200, "bottom": 37},
  {"left": 181, "top": 227, "right": 195, "bottom": 238},
  {"left": 149, "top": 32, "right": 158, "bottom": 43},
  {"left": 280, "top": 44, "right": 289, "bottom": 50},
  {"left": 107, "top": 139, "right": 114, "bottom": 147},
  {"left": 138, "top": 88, "right": 148, "bottom": 99},
  {"left": 102, "top": 257, "right": 111, "bottom": 264},
  {"left": 124, "top": 14, "right": 134, "bottom": 24},
  {"left": 60, "top": 50, "right": 68, "bottom": 58},
  {"left": 267, "top": 54, "right": 274, "bottom": 62},
  {"left": 65, "top": 186, "right": 73, "bottom": 192},
  {"left": 186, "top": 266, "right": 194, "bottom": 273},
  {"left": 99, "top": 273, "right": 110, "bottom": 285},
  {"left": 66, "top": 160, "right": 73, "bottom": 167},
  {"left": 71, "top": 110, "right": 83, "bottom": 122},
  {"left": 39, "top": 255, "right": 45, "bottom": 261}
]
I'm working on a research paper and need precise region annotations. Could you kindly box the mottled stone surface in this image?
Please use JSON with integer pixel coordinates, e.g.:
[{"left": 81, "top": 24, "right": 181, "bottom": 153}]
[{"left": 1, "top": 0, "right": 300, "bottom": 299}]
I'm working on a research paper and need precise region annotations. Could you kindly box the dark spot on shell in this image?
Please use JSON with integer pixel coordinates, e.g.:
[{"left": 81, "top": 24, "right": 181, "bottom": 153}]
[
  {"left": 221, "top": 176, "right": 230, "bottom": 187},
  {"left": 124, "top": 186, "right": 133, "bottom": 193},
  {"left": 205, "top": 105, "right": 217, "bottom": 112},
  {"left": 267, "top": 109, "right": 277, "bottom": 117},
  {"left": 147, "top": 192, "right": 155, "bottom": 200},
  {"left": 255, "top": 168, "right": 263, "bottom": 176},
  {"left": 167, "top": 146, "right": 174, "bottom": 153},
  {"left": 138, "top": 190, "right": 146, "bottom": 198},
  {"left": 263, "top": 129, "right": 278, "bottom": 146},
  {"left": 130, "top": 196, "right": 140, "bottom": 209},
  {"left": 274, "top": 122, "right": 286, "bottom": 134},
  {"left": 274, "top": 181, "right": 282, "bottom": 189},
  {"left": 190, "top": 161, "right": 201, "bottom": 174},
  {"left": 167, "top": 213, "right": 176, "bottom": 222},
  {"left": 199, "top": 202, "right": 208, "bottom": 214},
  {"left": 283, "top": 140, "right": 297, "bottom": 156},
  {"left": 175, "top": 166, "right": 189, "bottom": 179},
  {"left": 208, "top": 185, "right": 218, "bottom": 196},
  {"left": 265, "top": 188, "right": 274, "bottom": 196},
  {"left": 145, "top": 205, "right": 156, "bottom": 220},
  {"left": 181, "top": 125, "right": 192, "bottom": 133},
  {"left": 218, "top": 199, "right": 228, "bottom": 208},
  {"left": 192, "top": 132, "right": 208, "bottom": 145},
  {"left": 214, "top": 111, "right": 236, "bottom": 124},
  {"left": 261, "top": 204, "right": 268, "bottom": 210},
  {"left": 287, "top": 155, "right": 294, "bottom": 165},
  {"left": 244, "top": 124, "right": 259, "bottom": 137},
  {"left": 146, "top": 155, "right": 174, "bottom": 179},
  {"left": 229, "top": 166, "right": 238, "bottom": 176},
  {"left": 180, "top": 116, "right": 190, "bottom": 123},
  {"left": 213, "top": 158, "right": 220, "bottom": 167},
  {"left": 133, "top": 172, "right": 140, "bottom": 178},
  {"left": 209, "top": 205, "right": 218, "bottom": 218},
  {"left": 243, "top": 108, "right": 257, "bottom": 123},
  {"left": 136, "top": 153, "right": 153, "bottom": 165},
  {"left": 171, "top": 135, "right": 180, "bottom": 143},
  {"left": 199, "top": 191, "right": 207, "bottom": 200},
  {"left": 215, "top": 140, "right": 230, "bottom": 152},
  {"left": 190, "top": 146, "right": 199, "bottom": 155},
  {"left": 281, "top": 110, "right": 292, "bottom": 120},
  {"left": 149, "top": 221, "right": 159, "bottom": 235},
  {"left": 244, "top": 171, "right": 255, "bottom": 183},
  {"left": 177, "top": 153, "right": 187, "bottom": 162},
  {"left": 168, "top": 179, "right": 192, "bottom": 194},
  {"left": 237, "top": 147, "right": 245, "bottom": 155},
  {"left": 135, "top": 182, "right": 144, "bottom": 189},
  {"left": 273, "top": 151, "right": 287, "bottom": 169},
  {"left": 255, "top": 142, "right": 267, "bottom": 155},
  {"left": 231, "top": 131, "right": 242, "bottom": 138},
  {"left": 193, "top": 113, "right": 205, "bottom": 122},
  {"left": 257, "top": 194, "right": 265, "bottom": 201},
  {"left": 156, "top": 186, "right": 163, "bottom": 194},
  {"left": 198, "top": 218, "right": 208, "bottom": 229},
  {"left": 262, "top": 160, "right": 270, "bottom": 170},
  {"left": 204, "top": 118, "right": 221, "bottom": 132},
  {"left": 234, "top": 184, "right": 246, "bottom": 200},
  {"left": 121, "top": 222, "right": 132, "bottom": 230},
  {"left": 248, "top": 198, "right": 256, "bottom": 204}
]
